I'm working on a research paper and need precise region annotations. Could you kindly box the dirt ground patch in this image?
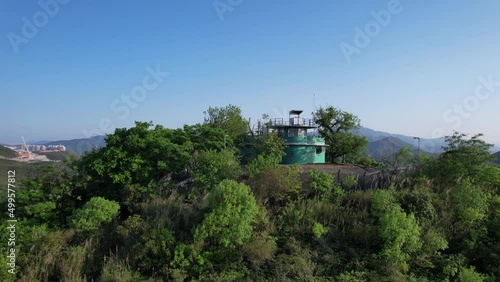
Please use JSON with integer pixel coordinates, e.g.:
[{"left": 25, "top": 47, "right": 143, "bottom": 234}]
[{"left": 298, "top": 163, "right": 378, "bottom": 175}]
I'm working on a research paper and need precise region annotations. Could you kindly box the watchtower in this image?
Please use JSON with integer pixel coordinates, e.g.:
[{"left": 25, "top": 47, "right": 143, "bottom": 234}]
[{"left": 267, "top": 110, "right": 326, "bottom": 164}]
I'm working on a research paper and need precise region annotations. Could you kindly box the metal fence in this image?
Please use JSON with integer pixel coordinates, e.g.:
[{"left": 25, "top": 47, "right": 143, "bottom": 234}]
[{"left": 335, "top": 166, "right": 418, "bottom": 190}]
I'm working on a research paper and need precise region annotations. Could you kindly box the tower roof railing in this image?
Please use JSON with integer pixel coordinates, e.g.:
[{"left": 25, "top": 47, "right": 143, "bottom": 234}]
[{"left": 269, "top": 118, "right": 317, "bottom": 127}]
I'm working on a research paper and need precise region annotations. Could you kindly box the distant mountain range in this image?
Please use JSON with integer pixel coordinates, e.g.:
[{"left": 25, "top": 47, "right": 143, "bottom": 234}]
[
  {"left": 42, "top": 136, "right": 106, "bottom": 155},
  {"left": 493, "top": 151, "right": 500, "bottom": 165},
  {"left": 10, "top": 127, "right": 499, "bottom": 159},
  {"left": 356, "top": 127, "right": 500, "bottom": 154},
  {"left": 366, "top": 136, "right": 426, "bottom": 161},
  {"left": 354, "top": 128, "right": 445, "bottom": 153}
]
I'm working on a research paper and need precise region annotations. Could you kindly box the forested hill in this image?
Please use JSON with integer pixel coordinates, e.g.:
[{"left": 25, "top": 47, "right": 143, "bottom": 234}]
[
  {"left": 1, "top": 111, "right": 498, "bottom": 281},
  {"left": 366, "top": 136, "right": 423, "bottom": 161}
]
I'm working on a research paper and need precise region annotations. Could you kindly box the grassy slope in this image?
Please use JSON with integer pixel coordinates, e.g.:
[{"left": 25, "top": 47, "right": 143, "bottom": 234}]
[
  {"left": 0, "top": 160, "right": 53, "bottom": 202},
  {"left": 0, "top": 145, "right": 18, "bottom": 158},
  {"left": 39, "top": 151, "right": 77, "bottom": 161}
]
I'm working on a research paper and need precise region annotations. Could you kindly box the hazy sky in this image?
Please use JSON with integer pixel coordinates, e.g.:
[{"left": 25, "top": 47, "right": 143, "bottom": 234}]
[{"left": 1, "top": 0, "right": 499, "bottom": 145}]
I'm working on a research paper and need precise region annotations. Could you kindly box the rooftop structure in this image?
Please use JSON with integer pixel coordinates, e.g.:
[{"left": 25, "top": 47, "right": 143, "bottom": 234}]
[{"left": 268, "top": 110, "right": 316, "bottom": 128}]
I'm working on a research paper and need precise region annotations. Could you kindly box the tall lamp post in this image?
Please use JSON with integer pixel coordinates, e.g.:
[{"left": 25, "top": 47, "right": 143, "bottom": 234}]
[{"left": 413, "top": 137, "right": 421, "bottom": 163}]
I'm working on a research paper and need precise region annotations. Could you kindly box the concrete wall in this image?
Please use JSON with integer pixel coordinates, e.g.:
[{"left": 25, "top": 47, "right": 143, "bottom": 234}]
[
  {"left": 282, "top": 145, "right": 325, "bottom": 164},
  {"left": 239, "top": 133, "right": 327, "bottom": 165},
  {"left": 281, "top": 135, "right": 326, "bottom": 164}
]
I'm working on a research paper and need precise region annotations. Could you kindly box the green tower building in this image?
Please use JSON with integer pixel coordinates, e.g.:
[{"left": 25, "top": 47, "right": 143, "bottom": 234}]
[{"left": 268, "top": 110, "right": 327, "bottom": 164}]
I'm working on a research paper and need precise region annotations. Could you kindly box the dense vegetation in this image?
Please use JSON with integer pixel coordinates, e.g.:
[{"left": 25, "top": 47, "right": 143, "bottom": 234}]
[
  {"left": 313, "top": 106, "right": 368, "bottom": 163},
  {"left": 0, "top": 159, "right": 51, "bottom": 202},
  {"left": 1, "top": 105, "right": 499, "bottom": 281}
]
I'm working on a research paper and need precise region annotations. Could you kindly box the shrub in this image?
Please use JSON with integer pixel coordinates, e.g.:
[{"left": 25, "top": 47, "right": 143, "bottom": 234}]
[
  {"left": 193, "top": 149, "right": 241, "bottom": 191},
  {"left": 195, "top": 180, "right": 259, "bottom": 248},
  {"left": 342, "top": 174, "right": 358, "bottom": 188},
  {"left": 68, "top": 197, "right": 120, "bottom": 233},
  {"left": 242, "top": 232, "right": 277, "bottom": 265},
  {"left": 312, "top": 222, "right": 328, "bottom": 240},
  {"left": 308, "top": 169, "right": 334, "bottom": 196},
  {"left": 248, "top": 154, "right": 281, "bottom": 178},
  {"left": 250, "top": 165, "right": 302, "bottom": 208}
]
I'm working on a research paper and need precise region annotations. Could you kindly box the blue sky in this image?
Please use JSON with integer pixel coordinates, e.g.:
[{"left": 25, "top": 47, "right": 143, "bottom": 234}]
[{"left": 1, "top": 0, "right": 499, "bottom": 145}]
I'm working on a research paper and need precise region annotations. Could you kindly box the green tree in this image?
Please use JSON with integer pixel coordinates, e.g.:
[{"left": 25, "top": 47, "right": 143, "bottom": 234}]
[
  {"left": 15, "top": 163, "right": 81, "bottom": 227},
  {"left": 382, "top": 145, "right": 416, "bottom": 167},
  {"left": 442, "top": 132, "right": 493, "bottom": 163},
  {"left": 451, "top": 180, "right": 489, "bottom": 233},
  {"left": 68, "top": 197, "right": 120, "bottom": 233},
  {"left": 371, "top": 190, "right": 422, "bottom": 275},
  {"left": 192, "top": 149, "right": 241, "bottom": 191},
  {"left": 308, "top": 169, "right": 334, "bottom": 196},
  {"left": 312, "top": 106, "right": 368, "bottom": 163},
  {"left": 429, "top": 132, "right": 494, "bottom": 183},
  {"left": 394, "top": 146, "right": 416, "bottom": 167},
  {"left": 195, "top": 180, "right": 259, "bottom": 248},
  {"left": 78, "top": 121, "right": 193, "bottom": 202},
  {"left": 203, "top": 104, "right": 249, "bottom": 141},
  {"left": 183, "top": 123, "right": 228, "bottom": 152},
  {"left": 248, "top": 154, "right": 281, "bottom": 178},
  {"left": 254, "top": 131, "right": 287, "bottom": 159},
  {"left": 242, "top": 130, "right": 287, "bottom": 166},
  {"left": 457, "top": 266, "right": 487, "bottom": 282}
]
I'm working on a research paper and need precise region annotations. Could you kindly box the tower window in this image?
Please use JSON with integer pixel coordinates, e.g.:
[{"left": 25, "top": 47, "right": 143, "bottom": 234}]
[
  {"left": 278, "top": 129, "right": 284, "bottom": 137},
  {"left": 316, "top": 146, "right": 324, "bottom": 154}
]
